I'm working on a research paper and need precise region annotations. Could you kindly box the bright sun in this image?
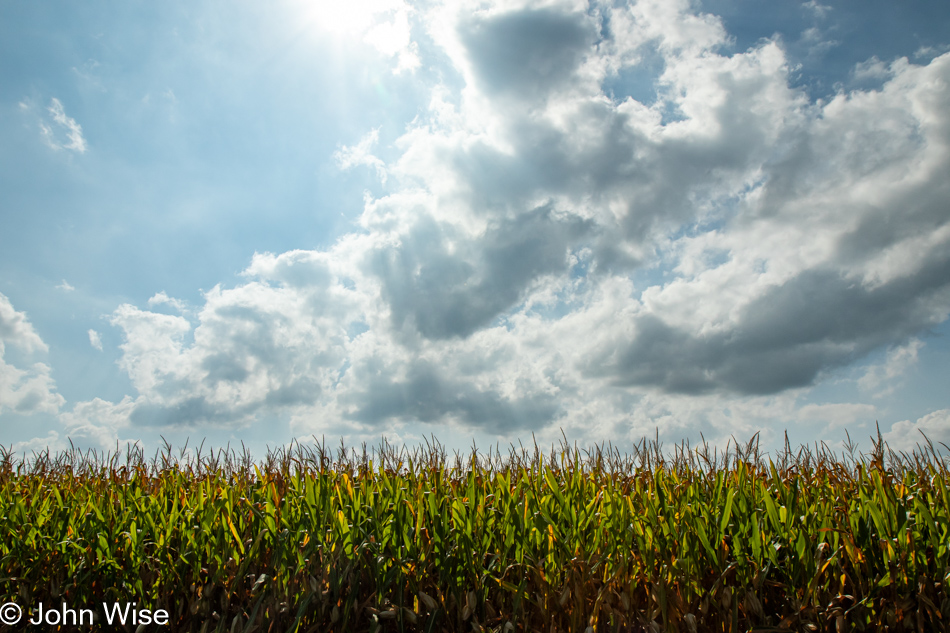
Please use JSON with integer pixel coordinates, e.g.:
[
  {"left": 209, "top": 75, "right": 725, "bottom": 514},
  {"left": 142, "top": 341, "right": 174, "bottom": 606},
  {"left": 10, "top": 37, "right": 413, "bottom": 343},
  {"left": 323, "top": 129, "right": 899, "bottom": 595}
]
[
  {"left": 294, "top": 0, "right": 404, "bottom": 37},
  {"left": 290, "top": 0, "right": 417, "bottom": 68}
]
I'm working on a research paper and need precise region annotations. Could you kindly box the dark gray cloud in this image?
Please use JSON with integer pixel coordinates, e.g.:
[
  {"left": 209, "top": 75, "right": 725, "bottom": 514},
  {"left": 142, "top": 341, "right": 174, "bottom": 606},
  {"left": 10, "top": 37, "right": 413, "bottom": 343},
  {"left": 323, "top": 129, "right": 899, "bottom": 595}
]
[
  {"left": 127, "top": 373, "right": 323, "bottom": 427},
  {"left": 453, "top": 102, "right": 650, "bottom": 209},
  {"left": 371, "top": 206, "right": 590, "bottom": 339},
  {"left": 597, "top": 253, "right": 950, "bottom": 395},
  {"left": 458, "top": 7, "right": 598, "bottom": 100},
  {"left": 342, "top": 360, "right": 559, "bottom": 433},
  {"left": 129, "top": 397, "right": 232, "bottom": 428}
]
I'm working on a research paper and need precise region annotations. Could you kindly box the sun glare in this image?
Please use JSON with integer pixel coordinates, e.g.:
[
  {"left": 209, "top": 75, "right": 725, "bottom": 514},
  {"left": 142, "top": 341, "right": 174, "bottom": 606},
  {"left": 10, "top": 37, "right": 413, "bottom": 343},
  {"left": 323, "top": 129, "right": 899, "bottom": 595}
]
[
  {"left": 290, "top": 0, "right": 417, "bottom": 69},
  {"left": 294, "top": 0, "right": 404, "bottom": 38}
]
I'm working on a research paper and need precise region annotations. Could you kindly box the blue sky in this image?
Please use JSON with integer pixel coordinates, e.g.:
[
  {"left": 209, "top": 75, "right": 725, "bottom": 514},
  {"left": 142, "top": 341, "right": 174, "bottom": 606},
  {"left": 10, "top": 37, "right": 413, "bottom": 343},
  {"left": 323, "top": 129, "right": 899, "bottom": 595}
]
[{"left": 2, "top": 0, "right": 949, "bottom": 458}]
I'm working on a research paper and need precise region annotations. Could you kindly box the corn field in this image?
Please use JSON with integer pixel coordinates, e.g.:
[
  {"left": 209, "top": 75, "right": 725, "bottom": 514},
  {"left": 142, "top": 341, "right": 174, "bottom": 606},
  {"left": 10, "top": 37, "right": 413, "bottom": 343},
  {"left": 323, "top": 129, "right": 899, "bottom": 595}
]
[{"left": 1, "top": 432, "right": 948, "bottom": 633}]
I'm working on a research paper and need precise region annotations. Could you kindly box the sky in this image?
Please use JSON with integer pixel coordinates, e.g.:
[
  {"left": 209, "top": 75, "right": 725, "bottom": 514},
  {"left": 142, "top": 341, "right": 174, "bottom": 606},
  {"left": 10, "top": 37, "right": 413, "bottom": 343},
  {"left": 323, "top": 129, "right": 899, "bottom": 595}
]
[{"left": 2, "top": 0, "right": 950, "bottom": 459}]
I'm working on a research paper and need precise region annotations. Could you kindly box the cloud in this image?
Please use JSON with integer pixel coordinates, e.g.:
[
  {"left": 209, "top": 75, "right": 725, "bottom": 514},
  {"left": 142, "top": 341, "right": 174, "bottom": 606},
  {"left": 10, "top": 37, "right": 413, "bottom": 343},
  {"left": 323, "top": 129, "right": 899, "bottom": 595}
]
[
  {"left": 915, "top": 45, "right": 950, "bottom": 62},
  {"left": 338, "top": 358, "right": 560, "bottom": 433},
  {"left": 56, "top": 280, "right": 75, "bottom": 292},
  {"left": 858, "top": 339, "right": 922, "bottom": 396},
  {"left": 300, "top": 0, "right": 420, "bottom": 72},
  {"left": 801, "top": 0, "right": 831, "bottom": 20},
  {"left": 335, "top": 129, "right": 387, "bottom": 183},
  {"left": 883, "top": 409, "right": 950, "bottom": 453},
  {"left": 852, "top": 56, "right": 891, "bottom": 82},
  {"left": 590, "top": 259, "right": 950, "bottom": 396},
  {"left": 59, "top": 396, "right": 137, "bottom": 448},
  {"left": 798, "top": 27, "right": 838, "bottom": 61},
  {"left": 0, "top": 292, "right": 64, "bottom": 415},
  {"left": 104, "top": 250, "right": 362, "bottom": 428},
  {"left": 368, "top": 206, "right": 590, "bottom": 339},
  {"left": 88, "top": 329, "right": 103, "bottom": 351},
  {"left": 86, "top": 1, "right": 950, "bottom": 445},
  {"left": 40, "top": 98, "right": 87, "bottom": 154},
  {"left": 577, "top": 46, "right": 950, "bottom": 396},
  {"left": 364, "top": 3, "right": 420, "bottom": 72},
  {"left": 0, "top": 292, "right": 48, "bottom": 354},
  {"left": 796, "top": 403, "right": 877, "bottom": 430},
  {"left": 0, "top": 357, "right": 64, "bottom": 415},
  {"left": 12, "top": 430, "right": 68, "bottom": 456},
  {"left": 457, "top": 7, "right": 598, "bottom": 102},
  {"left": 147, "top": 291, "right": 187, "bottom": 313}
]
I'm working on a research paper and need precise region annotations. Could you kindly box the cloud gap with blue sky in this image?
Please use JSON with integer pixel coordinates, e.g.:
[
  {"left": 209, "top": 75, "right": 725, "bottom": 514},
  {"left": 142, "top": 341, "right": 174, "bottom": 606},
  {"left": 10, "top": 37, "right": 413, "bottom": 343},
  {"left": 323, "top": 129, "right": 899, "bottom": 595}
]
[{"left": 2, "top": 0, "right": 949, "bottom": 456}]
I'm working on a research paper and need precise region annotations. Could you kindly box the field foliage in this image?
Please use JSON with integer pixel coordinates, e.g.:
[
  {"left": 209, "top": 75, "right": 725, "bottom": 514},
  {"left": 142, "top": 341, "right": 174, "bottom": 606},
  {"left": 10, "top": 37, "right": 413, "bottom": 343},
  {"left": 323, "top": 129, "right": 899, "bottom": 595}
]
[{"left": 1, "top": 433, "right": 948, "bottom": 632}]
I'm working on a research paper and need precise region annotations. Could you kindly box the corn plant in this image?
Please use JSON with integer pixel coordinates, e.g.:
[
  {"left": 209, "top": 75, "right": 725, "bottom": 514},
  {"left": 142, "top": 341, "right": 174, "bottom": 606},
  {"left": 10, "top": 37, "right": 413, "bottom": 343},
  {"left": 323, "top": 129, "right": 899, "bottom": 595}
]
[{"left": 0, "top": 432, "right": 947, "bottom": 632}]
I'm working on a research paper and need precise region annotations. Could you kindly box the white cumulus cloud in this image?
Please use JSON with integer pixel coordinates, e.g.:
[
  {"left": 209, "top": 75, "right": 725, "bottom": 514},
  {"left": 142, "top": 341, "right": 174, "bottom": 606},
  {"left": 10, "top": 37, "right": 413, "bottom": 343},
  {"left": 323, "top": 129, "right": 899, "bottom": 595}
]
[
  {"left": 59, "top": 396, "right": 137, "bottom": 448},
  {"left": 883, "top": 409, "right": 950, "bottom": 453},
  {"left": 0, "top": 292, "right": 64, "bottom": 415},
  {"left": 147, "top": 291, "right": 188, "bottom": 313}
]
